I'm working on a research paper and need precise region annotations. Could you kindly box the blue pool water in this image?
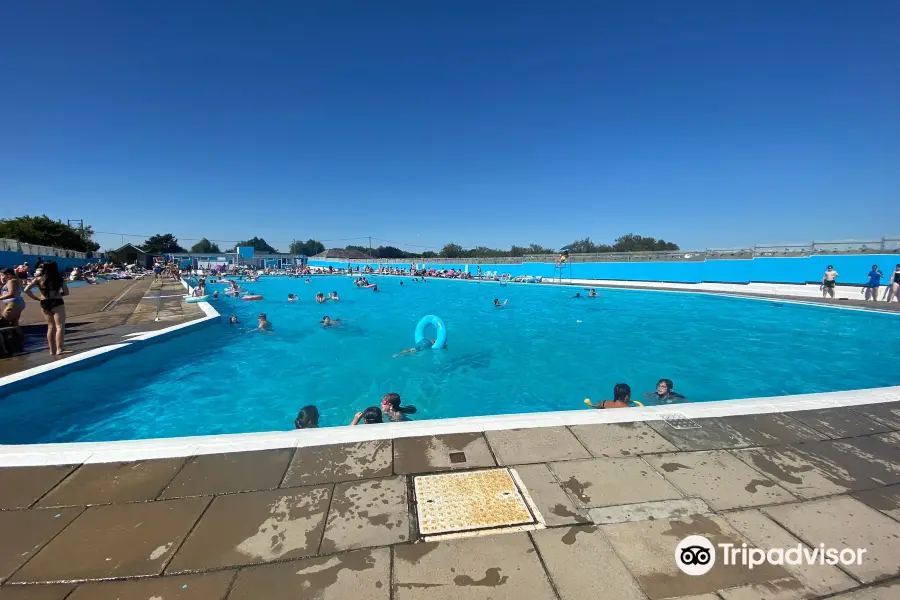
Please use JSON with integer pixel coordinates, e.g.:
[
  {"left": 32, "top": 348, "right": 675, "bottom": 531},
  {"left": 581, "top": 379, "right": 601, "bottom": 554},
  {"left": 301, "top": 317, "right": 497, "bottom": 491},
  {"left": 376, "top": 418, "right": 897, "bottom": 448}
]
[{"left": 2, "top": 276, "right": 899, "bottom": 444}]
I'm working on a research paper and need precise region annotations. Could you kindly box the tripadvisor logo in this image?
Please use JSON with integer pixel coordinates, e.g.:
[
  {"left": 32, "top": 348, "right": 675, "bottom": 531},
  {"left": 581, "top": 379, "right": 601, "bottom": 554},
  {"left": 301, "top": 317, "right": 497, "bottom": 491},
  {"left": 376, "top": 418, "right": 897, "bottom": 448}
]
[{"left": 675, "top": 535, "right": 867, "bottom": 576}]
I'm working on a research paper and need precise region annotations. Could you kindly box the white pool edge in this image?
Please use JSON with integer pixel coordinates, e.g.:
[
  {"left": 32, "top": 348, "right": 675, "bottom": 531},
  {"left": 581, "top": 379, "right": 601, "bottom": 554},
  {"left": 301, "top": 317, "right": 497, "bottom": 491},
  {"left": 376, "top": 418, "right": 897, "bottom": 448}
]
[{"left": 1, "top": 278, "right": 898, "bottom": 466}]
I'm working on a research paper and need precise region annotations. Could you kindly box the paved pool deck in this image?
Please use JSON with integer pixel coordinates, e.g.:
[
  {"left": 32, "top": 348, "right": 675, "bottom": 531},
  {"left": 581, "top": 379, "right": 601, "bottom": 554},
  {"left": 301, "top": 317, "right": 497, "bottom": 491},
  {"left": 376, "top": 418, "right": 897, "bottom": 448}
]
[
  {"left": 0, "top": 278, "right": 205, "bottom": 378},
  {"left": 1, "top": 405, "right": 899, "bottom": 599}
]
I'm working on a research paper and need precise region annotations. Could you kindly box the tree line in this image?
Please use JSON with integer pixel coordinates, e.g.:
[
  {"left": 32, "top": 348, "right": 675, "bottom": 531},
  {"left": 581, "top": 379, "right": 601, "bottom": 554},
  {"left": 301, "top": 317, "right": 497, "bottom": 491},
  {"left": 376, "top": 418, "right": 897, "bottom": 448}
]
[
  {"left": 0, "top": 215, "right": 101, "bottom": 252},
  {"left": 136, "top": 234, "right": 327, "bottom": 256}
]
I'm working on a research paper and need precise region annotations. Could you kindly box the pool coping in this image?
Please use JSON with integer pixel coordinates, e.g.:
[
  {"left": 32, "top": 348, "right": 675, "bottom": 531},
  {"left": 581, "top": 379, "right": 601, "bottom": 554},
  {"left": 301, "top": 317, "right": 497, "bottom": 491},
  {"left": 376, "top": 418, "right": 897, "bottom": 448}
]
[{"left": 1, "top": 277, "right": 898, "bottom": 466}]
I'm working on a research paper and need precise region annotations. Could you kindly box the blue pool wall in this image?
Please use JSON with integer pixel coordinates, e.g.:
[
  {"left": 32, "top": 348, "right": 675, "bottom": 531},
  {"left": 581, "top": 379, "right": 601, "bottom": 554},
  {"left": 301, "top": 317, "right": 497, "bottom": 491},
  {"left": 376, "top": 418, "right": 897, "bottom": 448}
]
[
  {"left": 0, "top": 250, "right": 100, "bottom": 272},
  {"left": 309, "top": 254, "right": 899, "bottom": 285}
]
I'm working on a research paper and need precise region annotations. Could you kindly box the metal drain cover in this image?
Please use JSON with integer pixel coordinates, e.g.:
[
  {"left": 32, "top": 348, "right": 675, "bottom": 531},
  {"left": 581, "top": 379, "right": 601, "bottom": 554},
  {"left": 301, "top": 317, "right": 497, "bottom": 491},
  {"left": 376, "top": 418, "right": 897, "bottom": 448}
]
[
  {"left": 663, "top": 413, "right": 702, "bottom": 429},
  {"left": 414, "top": 468, "right": 535, "bottom": 536}
]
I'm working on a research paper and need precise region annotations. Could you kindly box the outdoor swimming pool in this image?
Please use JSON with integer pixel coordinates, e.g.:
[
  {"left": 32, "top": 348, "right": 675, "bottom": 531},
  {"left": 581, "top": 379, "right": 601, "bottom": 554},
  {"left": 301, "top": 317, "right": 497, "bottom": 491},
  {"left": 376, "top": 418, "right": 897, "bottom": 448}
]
[{"left": 2, "top": 276, "right": 899, "bottom": 444}]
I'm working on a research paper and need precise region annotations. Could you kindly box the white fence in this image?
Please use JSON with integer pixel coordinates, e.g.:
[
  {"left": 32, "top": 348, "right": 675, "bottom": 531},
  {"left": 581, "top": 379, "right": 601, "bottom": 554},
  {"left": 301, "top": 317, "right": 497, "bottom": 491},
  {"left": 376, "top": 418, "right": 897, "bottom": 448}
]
[{"left": 0, "top": 238, "right": 93, "bottom": 259}]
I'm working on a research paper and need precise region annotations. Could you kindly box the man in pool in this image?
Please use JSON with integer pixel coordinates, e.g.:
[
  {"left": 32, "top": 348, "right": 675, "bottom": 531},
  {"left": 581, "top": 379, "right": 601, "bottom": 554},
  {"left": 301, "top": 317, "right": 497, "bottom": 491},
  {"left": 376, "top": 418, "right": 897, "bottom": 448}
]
[
  {"left": 588, "top": 288, "right": 599, "bottom": 297},
  {"left": 257, "top": 313, "right": 272, "bottom": 332},
  {"left": 322, "top": 315, "right": 341, "bottom": 327},
  {"left": 572, "top": 292, "right": 582, "bottom": 298},
  {"left": 288, "top": 293, "right": 297, "bottom": 302},
  {"left": 316, "top": 292, "right": 328, "bottom": 303},
  {"left": 821, "top": 265, "right": 839, "bottom": 298},
  {"left": 228, "top": 314, "right": 239, "bottom": 324},
  {"left": 645, "top": 379, "right": 686, "bottom": 404},
  {"left": 330, "top": 291, "right": 340, "bottom": 300},
  {"left": 592, "top": 383, "right": 633, "bottom": 409},
  {"left": 493, "top": 298, "right": 508, "bottom": 307}
]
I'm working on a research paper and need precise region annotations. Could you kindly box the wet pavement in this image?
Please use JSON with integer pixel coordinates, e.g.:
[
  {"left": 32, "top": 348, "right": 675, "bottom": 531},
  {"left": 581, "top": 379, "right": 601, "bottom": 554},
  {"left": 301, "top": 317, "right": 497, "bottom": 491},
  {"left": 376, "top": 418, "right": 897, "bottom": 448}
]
[{"left": 1, "top": 406, "right": 899, "bottom": 598}]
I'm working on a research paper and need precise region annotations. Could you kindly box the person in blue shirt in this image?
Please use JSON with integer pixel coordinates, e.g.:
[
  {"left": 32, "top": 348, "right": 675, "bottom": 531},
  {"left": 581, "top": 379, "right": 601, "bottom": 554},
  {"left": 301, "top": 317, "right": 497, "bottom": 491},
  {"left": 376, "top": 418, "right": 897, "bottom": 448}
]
[{"left": 865, "top": 265, "right": 883, "bottom": 302}]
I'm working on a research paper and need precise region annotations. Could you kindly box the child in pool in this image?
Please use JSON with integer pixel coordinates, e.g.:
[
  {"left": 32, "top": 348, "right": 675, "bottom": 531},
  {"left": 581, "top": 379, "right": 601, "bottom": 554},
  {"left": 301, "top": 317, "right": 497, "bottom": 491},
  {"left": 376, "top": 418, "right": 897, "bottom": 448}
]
[
  {"left": 351, "top": 406, "right": 383, "bottom": 425},
  {"left": 381, "top": 392, "right": 417, "bottom": 421}
]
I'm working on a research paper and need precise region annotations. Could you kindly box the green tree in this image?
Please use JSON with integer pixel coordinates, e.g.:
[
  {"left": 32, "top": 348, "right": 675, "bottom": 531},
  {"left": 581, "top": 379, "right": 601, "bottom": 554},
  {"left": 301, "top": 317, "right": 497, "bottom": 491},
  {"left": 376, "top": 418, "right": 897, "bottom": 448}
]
[
  {"left": 440, "top": 243, "right": 464, "bottom": 258},
  {"left": 190, "top": 238, "right": 221, "bottom": 253},
  {"left": 421, "top": 251, "right": 437, "bottom": 258},
  {"left": 229, "top": 237, "right": 278, "bottom": 253},
  {"left": 289, "top": 239, "right": 325, "bottom": 256},
  {"left": 612, "top": 234, "right": 679, "bottom": 252},
  {"left": 527, "top": 243, "right": 555, "bottom": 254},
  {"left": 142, "top": 233, "right": 185, "bottom": 254},
  {"left": 0, "top": 215, "right": 101, "bottom": 252},
  {"left": 374, "top": 245, "right": 411, "bottom": 259}
]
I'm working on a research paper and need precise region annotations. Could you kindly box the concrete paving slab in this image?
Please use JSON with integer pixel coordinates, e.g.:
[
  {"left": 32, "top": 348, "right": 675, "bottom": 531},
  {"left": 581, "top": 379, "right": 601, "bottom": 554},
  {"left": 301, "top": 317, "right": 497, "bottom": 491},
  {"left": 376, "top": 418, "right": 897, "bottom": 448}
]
[
  {"left": 588, "top": 498, "right": 712, "bottom": 525},
  {"left": 723, "top": 508, "right": 856, "bottom": 599},
  {"left": 0, "top": 585, "right": 74, "bottom": 600},
  {"left": 485, "top": 427, "right": 590, "bottom": 465},
  {"left": 166, "top": 485, "right": 332, "bottom": 572},
  {"left": 228, "top": 548, "right": 390, "bottom": 600},
  {"left": 394, "top": 433, "right": 495, "bottom": 474},
  {"left": 852, "top": 484, "right": 900, "bottom": 522},
  {"left": 320, "top": 476, "right": 408, "bottom": 553},
  {"left": 648, "top": 419, "right": 755, "bottom": 451},
  {"left": 551, "top": 457, "right": 682, "bottom": 509},
  {"left": 717, "top": 413, "right": 828, "bottom": 445},
  {"left": 764, "top": 496, "right": 900, "bottom": 583},
  {"left": 828, "top": 581, "right": 900, "bottom": 599},
  {"left": 789, "top": 408, "right": 891, "bottom": 439},
  {"left": 731, "top": 445, "right": 871, "bottom": 499},
  {"left": 282, "top": 441, "right": 392, "bottom": 487},
  {"left": 11, "top": 497, "right": 210, "bottom": 582},
  {"left": 569, "top": 422, "right": 678, "bottom": 457},
  {"left": 36, "top": 459, "right": 185, "bottom": 507},
  {"left": 645, "top": 451, "right": 796, "bottom": 510},
  {"left": 0, "top": 507, "right": 83, "bottom": 583},
  {"left": 513, "top": 463, "right": 590, "bottom": 526},
  {"left": 0, "top": 465, "right": 76, "bottom": 509},
  {"left": 601, "top": 513, "right": 790, "bottom": 600},
  {"left": 827, "top": 437, "right": 900, "bottom": 486},
  {"left": 532, "top": 525, "right": 647, "bottom": 599},
  {"left": 851, "top": 402, "right": 900, "bottom": 429},
  {"left": 393, "top": 533, "right": 556, "bottom": 600},
  {"left": 160, "top": 449, "right": 293, "bottom": 498},
  {"left": 67, "top": 571, "right": 236, "bottom": 600}
]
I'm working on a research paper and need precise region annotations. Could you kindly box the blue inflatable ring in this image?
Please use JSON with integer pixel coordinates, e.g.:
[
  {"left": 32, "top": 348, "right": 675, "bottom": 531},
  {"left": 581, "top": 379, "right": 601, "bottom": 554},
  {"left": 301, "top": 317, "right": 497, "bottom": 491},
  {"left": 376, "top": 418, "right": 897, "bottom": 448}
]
[{"left": 414, "top": 315, "right": 447, "bottom": 350}]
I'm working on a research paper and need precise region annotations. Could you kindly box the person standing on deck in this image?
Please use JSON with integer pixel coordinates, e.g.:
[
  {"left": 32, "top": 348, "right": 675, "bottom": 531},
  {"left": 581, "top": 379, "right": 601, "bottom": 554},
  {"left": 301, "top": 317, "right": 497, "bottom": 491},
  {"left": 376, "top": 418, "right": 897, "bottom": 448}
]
[
  {"left": 821, "top": 265, "right": 839, "bottom": 299},
  {"left": 865, "top": 265, "right": 883, "bottom": 302}
]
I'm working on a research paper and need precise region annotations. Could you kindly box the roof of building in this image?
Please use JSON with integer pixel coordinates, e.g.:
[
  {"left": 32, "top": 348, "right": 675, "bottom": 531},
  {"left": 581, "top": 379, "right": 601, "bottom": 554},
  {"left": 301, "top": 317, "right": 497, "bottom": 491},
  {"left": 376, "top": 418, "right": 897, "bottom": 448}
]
[{"left": 111, "top": 243, "right": 149, "bottom": 254}]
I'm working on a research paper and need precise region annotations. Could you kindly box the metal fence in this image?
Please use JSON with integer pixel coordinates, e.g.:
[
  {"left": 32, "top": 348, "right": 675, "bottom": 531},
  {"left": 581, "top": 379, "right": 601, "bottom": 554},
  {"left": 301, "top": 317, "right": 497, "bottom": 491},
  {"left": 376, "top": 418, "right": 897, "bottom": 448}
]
[
  {"left": 0, "top": 238, "right": 95, "bottom": 260},
  {"left": 316, "top": 236, "right": 900, "bottom": 265}
]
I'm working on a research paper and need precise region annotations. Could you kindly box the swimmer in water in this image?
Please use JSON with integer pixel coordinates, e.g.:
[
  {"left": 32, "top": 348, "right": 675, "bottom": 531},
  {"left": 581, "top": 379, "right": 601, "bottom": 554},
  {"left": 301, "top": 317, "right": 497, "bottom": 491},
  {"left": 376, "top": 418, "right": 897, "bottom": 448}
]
[
  {"left": 287, "top": 293, "right": 297, "bottom": 302},
  {"left": 212, "top": 291, "right": 219, "bottom": 300},
  {"left": 493, "top": 298, "right": 508, "bottom": 307},
  {"left": 573, "top": 292, "right": 582, "bottom": 298},
  {"left": 294, "top": 405, "right": 319, "bottom": 429},
  {"left": 257, "top": 313, "right": 272, "bottom": 332},
  {"left": 588, "top": 289, "right": 598, "bottom": 297},
  {"left": 372, "top": 284, "right": 378, "bottom": 292},
  {"left": 321, "top": 315, "right": 341, "bottom": 327},
  {"left": 381, "top": 392, "right": 417, "bottom": 422},
  {"left": 393, "top": 338, "right": 443, "bottom": 357},
  {"left": 644, "top": 379, "right": 686, "bottom": 404},
  {"left": 592, "top": 383, "right": 632, "bottom": 409},
  {"left": 351, "top": 406, "right": 383, "bottom": 425},
  {"left": 400, "top": 281, "right": 404, "bottom": 286},
  {"left": 316, "top": 292, "right": 327, "bottom": 304},
  {"left": 305, "top": 278, "right": 311, "bottom": 284},
  {"left": 228, "top": 314, "right": 239, "bottom": 324},
  {"left": 330, "top": 291, "right": 340, "bottom": 300}
]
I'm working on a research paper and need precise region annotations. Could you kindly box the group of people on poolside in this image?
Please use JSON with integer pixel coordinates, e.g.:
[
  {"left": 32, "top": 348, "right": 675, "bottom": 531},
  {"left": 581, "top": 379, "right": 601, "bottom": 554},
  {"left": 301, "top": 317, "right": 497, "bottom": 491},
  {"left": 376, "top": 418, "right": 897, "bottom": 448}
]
[
  {"left": 590, "top": 379, "right": 686, "bottom": 409},
  {"left": 0, "top": 260, "right": 70, "bottom": 355},
  {"left": 293, "top": 393, "right": 417, "bottom": 429},
  {"left": 821, "top": 264, "right": 900, "bottom": 302}
]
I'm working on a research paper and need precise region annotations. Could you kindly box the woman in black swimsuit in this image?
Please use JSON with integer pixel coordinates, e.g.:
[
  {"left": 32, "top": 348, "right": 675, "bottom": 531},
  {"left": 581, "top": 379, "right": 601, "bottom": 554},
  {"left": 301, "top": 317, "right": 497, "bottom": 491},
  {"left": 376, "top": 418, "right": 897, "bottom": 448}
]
[
  {"left": 888, "top": 264, "right": 900, "bottom": 303},
  {"left": 23, "top": 261, "right": 70, "bottom": 355}
]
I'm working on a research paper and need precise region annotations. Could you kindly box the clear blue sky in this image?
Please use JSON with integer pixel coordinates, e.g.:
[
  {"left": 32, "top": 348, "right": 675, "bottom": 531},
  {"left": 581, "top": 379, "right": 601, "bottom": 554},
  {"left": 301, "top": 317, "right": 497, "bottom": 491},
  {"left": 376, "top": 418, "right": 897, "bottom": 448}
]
[{"left": 2, "top": 1, "right": 898, "bottom": 253}]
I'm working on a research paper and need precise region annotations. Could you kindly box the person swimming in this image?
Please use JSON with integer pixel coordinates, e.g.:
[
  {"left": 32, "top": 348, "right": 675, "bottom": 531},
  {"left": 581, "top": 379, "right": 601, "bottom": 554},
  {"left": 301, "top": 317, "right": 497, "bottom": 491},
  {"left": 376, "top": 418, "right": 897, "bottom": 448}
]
[
  {"left": 644, "top": 379, "right": 685, "bottom": 404},
  {"left": 288, "top": 293, "right": 297, "bottom": 302},
  {"left": 321, "top": 315, "right": 341, "bottom": 327},
  {"left": 588, "top": 289, "right": 598, "bottom": 297},
  {"left": 257, "top": 313, "right": 272, "bottom": 332},
  {"left": 305, "top": 278, "right": 311, "bottom": 284},
  {"left": 351, "top": 406, "right": 383, "bottom": 425},
  {"left": 591, "top": 383, "right": 633, "bottom": 409},
  {"left": 393, "top": 337, "right": 444, "bottom": 357},
  {"left": 372, "top": 284, "right": 378, "bottom": 292},
  {"left": 381, "top": 392, "right": 417, "bottom": 422},
  {"left": 294, "top": 405, "right": 319, "bottom": 429},
  {"left": 493, "top": 298, "right": 508, "bottom": 307},
  {"left": 573, "top": 292, "right": 582, "bottom": 298},
  {"left": 316, "top": 292, "right": 328, "bottom": 303},
  {"left": 400, "top": 281, "right": 404, "bottom": 286},
  {"left": 330, "top": 291, "right": 340, "bottom": 300}
]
